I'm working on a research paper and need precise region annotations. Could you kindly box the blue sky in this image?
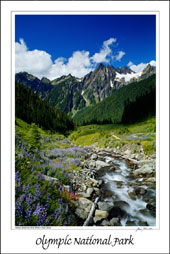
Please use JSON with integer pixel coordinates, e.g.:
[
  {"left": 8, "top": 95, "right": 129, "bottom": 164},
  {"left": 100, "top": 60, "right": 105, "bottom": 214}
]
[{"left": 15, "top": 15, "right": 156, "bottom": 80}]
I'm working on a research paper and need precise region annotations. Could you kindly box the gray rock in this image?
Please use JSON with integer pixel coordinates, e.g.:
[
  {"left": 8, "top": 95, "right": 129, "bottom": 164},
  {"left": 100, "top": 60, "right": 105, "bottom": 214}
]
[
  {"left": 100, "top": 220, "right": 110, "bottom": 226},
  {"left": 93, "top": 216, "right": 103, "bottom": 223},
  {"left": 77, "top": 192, "right": 91, "bottom": 198},
  {"left": 138, "top": 209, "right": 148, "bottom": 216},
  {"left": 131, "top": 154, "right": 137, "bottom": 159},
  {"left": 124, "top": 149, "right": 131, "bottom": 156},
  {"left": 104, "top": 156, "right": 114, "bottom": 164},
  {"left": 93, "top": 187, "right": 101, "bottom": 196},
  {"left": 95, "top": 160, "right": 110, "bottom": 170},
  {"left": 144, "top": 177, "right": 156, "bottom": 183},
  {"left": 138, "top": 221, "right": 148, "bottom": 226},
  {"left": 95, "top": 209, "right": 108, "bottom": 218},
  {"left": 63, "top": 185, "right": 72, "bottom": 192},
  {"left": 143, "top": 189, "right": 155, "bottom": 200},
  {"left": 114, "top": 200, "right": 130, "bottom": 208},
  {"left": 128, "top": 192, "right": 136, "bottom": 200},
  {"left": 135, "top": 187, "right": 147, "bottom": 195},
  {"left": 133, "top": 165, "right": 153, "bottom": 176},
  {"left": 89, "top": 178, "right": 100, "bottom": 187},
  {"left": 89, "top": 161, "right": 96, "bottom": 168},
  {"left": 75, "top": 198, "right": 93, "bottom": 219},
  {"left": 98, "top": 202, "right": 112, "bottom": 211},
  {"left": 109, "top": 218, "right": 120, "bottom": 226},
  {"left": 91, "top": 154, "right": 98, "bottom": 160},
  {"left": 113, "top": 148, "right": 118, "bottom": 153},
  {"left": 81, "top": 183, "right": 87, "bottom": 192},
  {"left": 126, "top": 220, "right": 136, "bottom": 226},
  {"left": 151, "top": 153, "right": 156, "bottom": 159},
  {"left": 86, "top": 187, "right": 94, "bottom": 196}
]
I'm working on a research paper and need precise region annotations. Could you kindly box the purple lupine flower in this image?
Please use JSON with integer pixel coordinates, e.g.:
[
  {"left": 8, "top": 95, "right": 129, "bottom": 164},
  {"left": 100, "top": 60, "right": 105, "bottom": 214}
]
[
  {"left": 49, "top": 160, "right": 65, "bottom": 170},
  {"left": 25, "top": 205, "right": 32, "bottom": 221},
  {"left": 58, "top": 198, "right": 63, "bottom": 205},
  {"left": 15, "top": 200, "right": 23, "bottom": 217},
  {"left": 25, "top": 184, "right": 30, "bottom": 194},
  {"left": 18, "top": 153, "right": 23, "bottom": 159},
  {"left": 68, "top": 215, "right": 72, "bottom": 225},
  {"left": 26, "top": 193, "right": 33, "bottom": 206},
  {"left": 66, "top": 147, "right": 87, "bottom": 156},
  {"left": 39, "top": 173, "right": 45, "bottom": 180},
  {"left": 53, "top": 206, "right": 61, "bottom": 219},
  {"left": 19, "top": 194, "right": 26, "bottom": 202},
  {"left": 45, "top": 195, "right": 50, "bottom": 209},
  {"left": 33, "top": 205, "right": 41, "bottom": 216},
  {"left": 70, "top": 158, "right": 81, "bottom": 166},
  {"left": 22, "top": 185, "right": 26, "bottom": 193},
  {"left": 64, "top": 172, "right": 69, "bottom": 179},
  {"left": 36, "top": 173, "right": 44, "bottom": 180},
  {"left": 15, "top": 171, "right": 21, "bottom": 186},
  {"left": 63, "top": 221, "right": 68, "bottom": 226},
  {"left": 58, "top": 185, "right": 63, "bottom": 193},
  {"left": 33, "top": 183, "right": 40, "bottom": 201},
  {"left": 33, "top": 205, "right": 47, "bottom": 226}
]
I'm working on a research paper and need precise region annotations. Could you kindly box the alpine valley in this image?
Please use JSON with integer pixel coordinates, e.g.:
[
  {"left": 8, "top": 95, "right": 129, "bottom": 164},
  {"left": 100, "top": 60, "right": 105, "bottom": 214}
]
[{"left": 15, "top": 63, "right": 156, "bottom": 227}]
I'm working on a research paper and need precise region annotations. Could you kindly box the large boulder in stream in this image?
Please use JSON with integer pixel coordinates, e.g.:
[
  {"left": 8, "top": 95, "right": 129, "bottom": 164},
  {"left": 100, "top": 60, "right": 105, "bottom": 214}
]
[
  {"left": 94, "top": 210, "right": 109, "bottom": 223},
  {"left": 75, "top": 197, "right": 93, "bottom": 219},
  {"left": 95, "top": 209, "right": 109, "bottom": 218}
]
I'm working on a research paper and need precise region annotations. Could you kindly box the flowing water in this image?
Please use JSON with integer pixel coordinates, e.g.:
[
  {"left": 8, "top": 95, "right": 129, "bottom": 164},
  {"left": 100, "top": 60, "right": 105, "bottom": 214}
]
[{"left": 97, "top": 155, "right": 156, "bottom": 226}]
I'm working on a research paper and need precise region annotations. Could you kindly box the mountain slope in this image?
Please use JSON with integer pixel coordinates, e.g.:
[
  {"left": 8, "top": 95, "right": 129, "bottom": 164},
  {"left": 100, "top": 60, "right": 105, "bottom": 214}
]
[
  {"left": 45, "top": 74, "right": 86, "bottom": 114},
  {"left": 15, "top": 83, "right": 75, "bottom": 132},
  {"left": 15, "top": 72, "right": 53, "bottom": 98},
  {"left": 73, "top": 74, "right": 156, "bottom": 125},
  {"left": 81, "top": 63, "right": 135, "bottom": 105}
]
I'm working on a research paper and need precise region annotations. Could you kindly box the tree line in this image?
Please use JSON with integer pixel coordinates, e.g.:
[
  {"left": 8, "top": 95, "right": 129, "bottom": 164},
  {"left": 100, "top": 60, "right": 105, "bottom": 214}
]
[{"left": 15, "top": 83, "right": 75, "bottom": 133}]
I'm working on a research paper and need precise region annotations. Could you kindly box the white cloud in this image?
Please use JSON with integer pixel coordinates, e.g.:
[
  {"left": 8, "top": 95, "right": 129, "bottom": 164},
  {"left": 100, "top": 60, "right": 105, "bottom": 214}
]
[
  {"left": 115, "top": 51, "right": 125, "bottom": 61},
  {"left": 103, "top": 38, "right": 117, "bottom": 47},
  {"left": 91, "top": 37, "right": 116, "bottom": 63},
  {"left": 15, "top": 39, "right": 27, "bottom": 53},
  {"left": 15, "top": 38, "right": 53, "bottom": 77},
  {"left": 149, "top": 60, "right": 156, "bottom": 67},
  {"left": 129, "top": 60, "right": 156, "bottom": 73},
  {"left": 130, "top": 63, "right": 147, "bottom": 73},
  {"left": 127, "top": 61, "right": 133, "bottom": 67},
  {"left": 47, "top": 51, "right": 94, "bottom": 80}
]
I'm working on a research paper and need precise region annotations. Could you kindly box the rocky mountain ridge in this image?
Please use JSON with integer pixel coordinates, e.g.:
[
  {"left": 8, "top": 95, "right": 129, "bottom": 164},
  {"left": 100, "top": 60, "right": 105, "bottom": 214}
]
[{"left": 15, "top": 63, "right": 156, "bottom": 114}]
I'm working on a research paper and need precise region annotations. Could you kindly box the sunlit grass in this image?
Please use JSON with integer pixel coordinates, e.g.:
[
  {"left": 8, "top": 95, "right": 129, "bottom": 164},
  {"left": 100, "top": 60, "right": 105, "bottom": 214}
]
[{"left": 68, "top": 116, "right": 156, "bottom": 154}]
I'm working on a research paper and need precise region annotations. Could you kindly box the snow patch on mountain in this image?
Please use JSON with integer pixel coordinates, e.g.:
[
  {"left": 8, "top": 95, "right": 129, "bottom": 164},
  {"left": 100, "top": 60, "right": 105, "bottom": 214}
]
[{"left": 115, "top": 71, "right": 142, "bottom": 82}]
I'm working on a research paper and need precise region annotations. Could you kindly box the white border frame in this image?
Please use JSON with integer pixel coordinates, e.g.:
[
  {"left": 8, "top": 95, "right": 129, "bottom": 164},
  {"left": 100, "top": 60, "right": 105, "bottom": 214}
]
[{"left": 1, "top": 1, "right": 169, "bottom": 253}]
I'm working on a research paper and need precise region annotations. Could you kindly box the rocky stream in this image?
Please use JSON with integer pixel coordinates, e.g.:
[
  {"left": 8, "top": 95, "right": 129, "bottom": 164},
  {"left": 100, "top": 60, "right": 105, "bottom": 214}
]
[{"left": 67, "top": 145, "right": 156, "bottom": 227}]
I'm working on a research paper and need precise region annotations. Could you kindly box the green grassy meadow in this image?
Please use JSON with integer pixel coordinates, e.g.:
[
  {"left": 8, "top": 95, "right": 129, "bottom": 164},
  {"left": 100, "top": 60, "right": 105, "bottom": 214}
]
[{"left": 68, "top": 116, "right": 156, "bottom": 155}]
